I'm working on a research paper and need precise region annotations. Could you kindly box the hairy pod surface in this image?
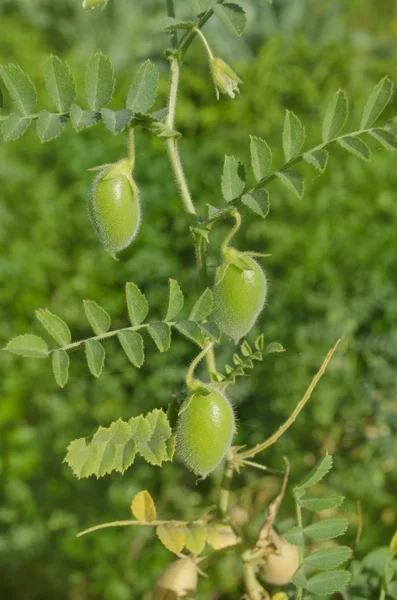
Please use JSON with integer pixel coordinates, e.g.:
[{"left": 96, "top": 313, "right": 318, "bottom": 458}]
[
  {"left": 87, "top": 159, "right": 140, "bottom": 254},
  {"left": 212, "top": 255, "right": 267, "bottom": 342},
  {"left": 261, "top": 537, "right": 300, "bottom": 586},
  {"left": 153, "top": 557, "right": 198, "bottom": 600},
  {"left": 176, "top": 389, "right": 235, "bottom": 477}
]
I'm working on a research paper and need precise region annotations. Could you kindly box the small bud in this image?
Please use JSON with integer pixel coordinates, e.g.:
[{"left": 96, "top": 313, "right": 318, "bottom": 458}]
[
  {"left": 210, "top": 57, "right": 242, "bottom": 100},
  {"left": 82, "top": 0, "right": 108, "bottom": 9},
  {"left": 153, "top": 557, "right": 198, "bottom": 600}
]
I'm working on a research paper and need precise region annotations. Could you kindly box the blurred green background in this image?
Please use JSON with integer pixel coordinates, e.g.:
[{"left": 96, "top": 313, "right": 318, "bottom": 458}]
[{"left": 1, "top": 0, "right": 397, "bottom": 598}]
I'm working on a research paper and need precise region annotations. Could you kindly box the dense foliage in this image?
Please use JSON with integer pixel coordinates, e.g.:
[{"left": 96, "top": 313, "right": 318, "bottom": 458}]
[{"left": 1, "top": 1, "right": 397, "bottom": 598}]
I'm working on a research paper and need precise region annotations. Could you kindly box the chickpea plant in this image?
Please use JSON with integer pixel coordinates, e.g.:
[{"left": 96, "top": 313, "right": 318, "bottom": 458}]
[{"left": 2, "top": 0, "right": 397, "bottom": 598}]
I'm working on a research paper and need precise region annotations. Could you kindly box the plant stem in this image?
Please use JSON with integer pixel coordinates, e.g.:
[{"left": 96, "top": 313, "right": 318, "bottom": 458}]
[
  {"left": 77, "top": 518, "right": 206, "bottom": 537},
  {"left": 186, "top": 342, "right": 214, "bottom": 387},
  {"left": 166, "top": 58, "right": 196, "bottom": 217},
  {"left": 219, "top": 455, "right": 234, "bottom": 517},
  {"left": 193, "top": 27, "right": 214, "bottom": 60},
  {"left": 163, "top": 3, "right": 217, "bottom": 378},
  {"left": 294, "top": 502, "right": 304, "bottom": 600},
  {"left": 166, "top": 0, "right": 178, "bottom": 48},
  {"left": 177, "top": 0, "right": 225, "bottom": 57},
  {"left": 128, "top": 127, "right": 135, "bottom": 170},
  {"left": 239, "top": 338, "right": 344, "bottom": 461},
  {"left": 221, "top": 210, "right": 241, "bottom": 254}
]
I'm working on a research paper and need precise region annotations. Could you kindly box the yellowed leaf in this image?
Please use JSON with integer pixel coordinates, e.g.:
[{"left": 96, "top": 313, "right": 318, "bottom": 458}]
[
  {"left": 156, "top": 523, "right": 186, "bottom": 554},
  {"left": 271, "top": 594, "right": 288, "bottom": 600},
  {"left": 131, "top": 490, "right": 156, "bottom": 522},
  {"left": 184, "top": 524, "right": 207, "bottom": 554},
  {"left": 206, "top": 522, "right": 238, "bottom": 550}
]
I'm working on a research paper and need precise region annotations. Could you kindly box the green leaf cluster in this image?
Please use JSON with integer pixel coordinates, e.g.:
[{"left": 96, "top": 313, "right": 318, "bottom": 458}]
[
  {"left": 3, "top": 280, "right": 219, "bottom": 387},
  {"left": 286, "top": 455, "right": 352, "bottom": 596},
  {"left": 64, "top": 409, "right": 174, "bottom": 478},
  {"left": 210, "top": 77, "right": 396, "bottom": 226},
  {"left": 0, "top": 55, "right": 160, "bottom": 141}
]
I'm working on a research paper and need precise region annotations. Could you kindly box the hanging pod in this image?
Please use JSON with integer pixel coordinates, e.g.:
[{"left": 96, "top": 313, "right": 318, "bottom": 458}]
[
  {"left": 87, "top": 159, "right": 140, "bottom": 255},
  {"left": 175, "top": 388, "right": 236, "bottom": 477},
  {"left": 212, "top": 248, "right": 268, "bottom": 342}
]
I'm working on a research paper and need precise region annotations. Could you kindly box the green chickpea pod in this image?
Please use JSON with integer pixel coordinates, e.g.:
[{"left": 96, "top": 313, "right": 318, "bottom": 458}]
[
  {"left": 87, "top": 159, "right": 140, "bottom": 255},
  {"left": 175, "top": 388, "right": 236, "bottom": 478},
  {"left": 212, "top": 247, "right": 268, "bottom": 343}
]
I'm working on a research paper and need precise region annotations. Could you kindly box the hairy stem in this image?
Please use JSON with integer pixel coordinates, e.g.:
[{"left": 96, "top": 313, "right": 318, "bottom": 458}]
[
  {"left": 193, "top": 27, "right": 214, "bottom": 60},
  {"left": 239, "top": 338, "right": 344, "bottom": 460},
  {"left": 294, "top": 502, "right": 304, "bottom": 600},
  {"left": 128, "top": 127, "right": 135, "bottom": 170},
  {"left": 219, "top": 455, "right": 234, "bottom": 518},
  {"left": 221, "top": 210, "right": 241, "bottom": 254},
  {"left": 177, "top": 0, "right": 225, "bottom": 57},
  {"left": 166, "top": 0, "right": 178, "bottom": 48},
  {"left": 186, "top": 342, "right": 214, "bottom": 386},
  {"left": 166, "top": 58, "right": 196, "bottom": 217}
]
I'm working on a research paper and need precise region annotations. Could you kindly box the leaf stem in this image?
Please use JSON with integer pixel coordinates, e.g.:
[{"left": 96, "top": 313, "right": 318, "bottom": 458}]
[
  {"left": 77, "top": 517, "right": 206, "bottom": 537},
  {"left": 239, "top": 337, "right": 344, "bottom": 461}
]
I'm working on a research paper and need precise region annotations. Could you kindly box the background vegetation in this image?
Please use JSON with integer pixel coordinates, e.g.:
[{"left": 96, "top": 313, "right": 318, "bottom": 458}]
[{"left": 1, "top": 0, "right": 397, "bottom": 598}]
